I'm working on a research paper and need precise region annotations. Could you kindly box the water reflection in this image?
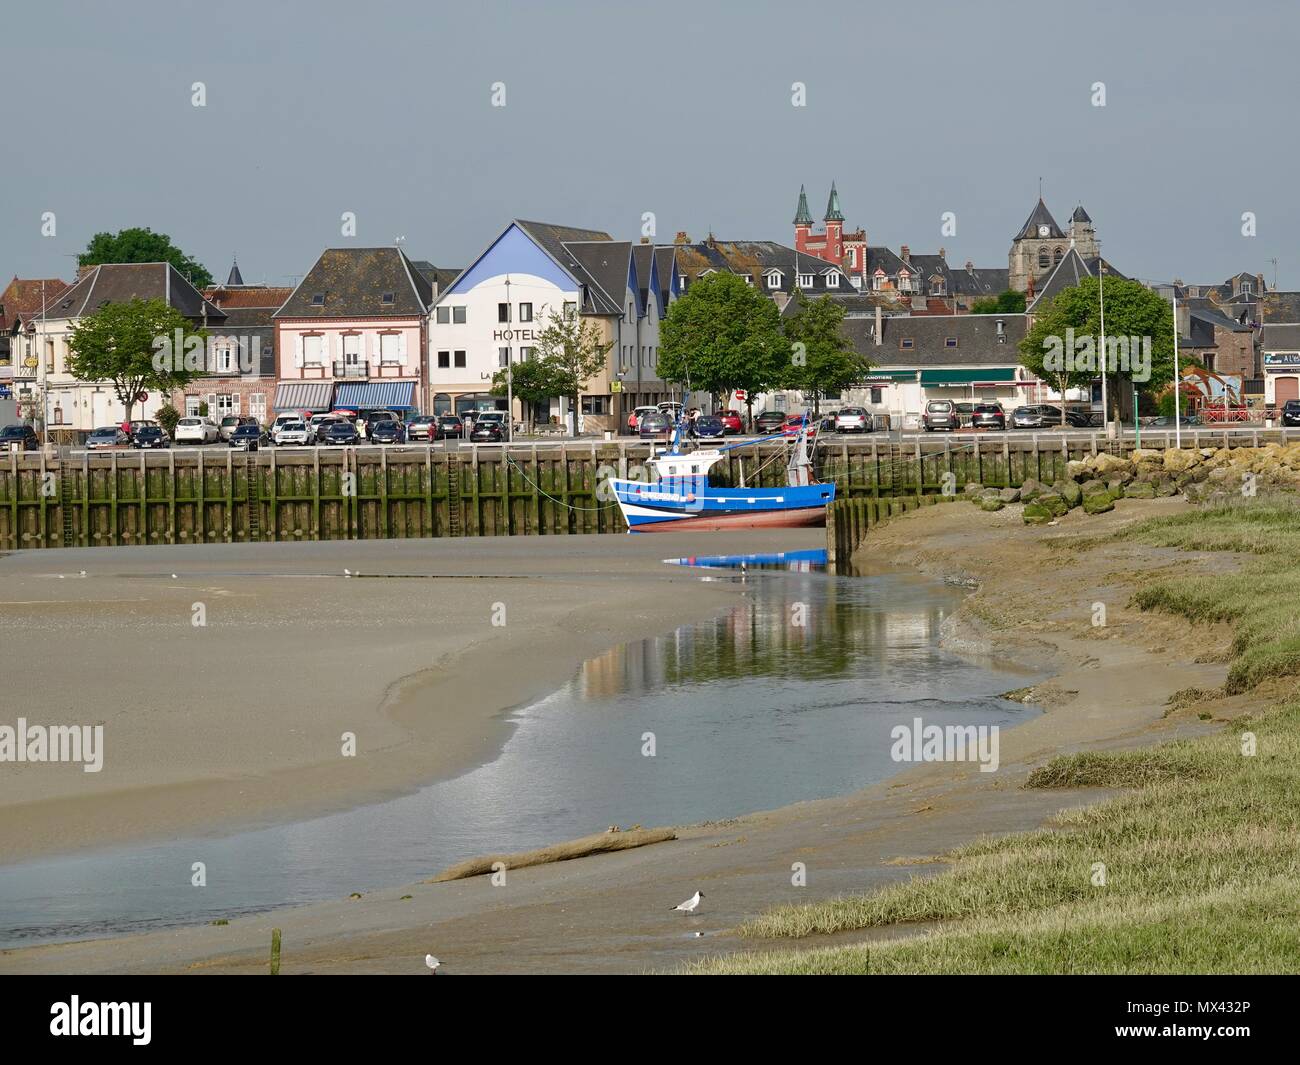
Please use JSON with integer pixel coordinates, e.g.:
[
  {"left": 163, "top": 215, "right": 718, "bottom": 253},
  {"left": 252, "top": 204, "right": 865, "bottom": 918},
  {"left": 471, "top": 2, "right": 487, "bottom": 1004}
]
[{"left": 0, "top": 569, "right": 1039, "bottom": 948}]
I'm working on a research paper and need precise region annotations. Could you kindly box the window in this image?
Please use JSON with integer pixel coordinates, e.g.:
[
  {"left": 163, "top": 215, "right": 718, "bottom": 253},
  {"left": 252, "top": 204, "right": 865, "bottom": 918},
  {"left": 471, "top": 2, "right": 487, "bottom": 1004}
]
[
  {"left": 897, "top": 272, "right": 911, "bottom": 293},
  {"left": 931, "top": 278, "right": 946, "bottom": 296},
  {"left": 452, "top": 306, "right": 467, "bottom": 324},
  {"left": 185, "top": 396, "right": 201, "bottom": 417},
  {"left": 381, "top": 292, "right": 395, "bottom": 305},
  {"left": 45, "top": 339, "right": 54, "bottom": 372},
  {"left": 900, "top": 338, "right": 914, "bottom": 350},
  {"left": 498, "top": 302, "right": 511, "bottom": 323},
  {"left": 1038, "top": 248, "right": 1050, "bottom": 269},
  {"left": 798, "top": 273, "right": 814, "bottom": 288},
  {"left": 767, "top": 272, "right": 782, "bottom": 289},
  {"left": 519, "top": 302, "right": 533, "bottom": 322},
  {"left": 872, "top": 272, "right": 884, "bottom": 291},
  {"left": 311, "top": 293, "right": 325, "bottom": 306},
  {"left": 1053, "top": 247, "right": 1063, "bottom": 266},
  {"left": 217, "top": 339, "right": 235, "bottom": 373},
  {"left": 742, "top": 276, "right": 753, "bottom": 286},
  {"left": 520, "top": 347, "right": 534, "bottom": 361},
  {"left": 303, "top": 335, "right": 323, "bottom": 364},
  {"left": 870, "top": 387, "right": 883, "bottom": 404},
  {"left": 250, "top": 394, "right": 266, "bottom": 419},
  {"left": 1241, "top": 279, "right": 1254, "bottom": 294},
  {"left": 454, "top": 350, "right": 466, "bottom": 368},
  {"left": 580, "top": 395, "right": 610, "bottom": 415},
  {"left": 498, "top": 346, "right": 510, "bottom": 368},
  {"left": 436, "top": 306, "right": 450, "bottom": 324},
  {"left": 944, "top": 337, "right": 958, "bottom": 348},
  {"left": 826, "top": 272, "right": 839, "bottom": 288},
  {"left": 437, "top": 350, "right": 450, "bottom": 368},
  {"left": 379, "top": 333, "right": 400, "bottom": 362},
  {"left": 563, "top": 302, "right": 577, "bottom": 320}
]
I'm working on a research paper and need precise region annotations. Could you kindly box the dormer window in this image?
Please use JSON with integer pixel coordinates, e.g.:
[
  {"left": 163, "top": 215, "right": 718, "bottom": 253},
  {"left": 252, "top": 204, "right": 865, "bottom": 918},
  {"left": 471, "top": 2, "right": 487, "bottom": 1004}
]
[
  {"left": 798, "top": 273, "right": 813, "bottom": 288},
  {"left": 381, "top": 292, "right": 395, "bottom": 305},
  {"left": 900, "top": 338, "right": 914, "bottom": 350},
  {"left": 944, "top": 337, "right": 958, "bottom": 348},
  {"left": 311, "top": 293, "right": 325, "bottom": 306},
  {"left": 766, "top": 271, "right": 783, "bottom": 289},
  {"left": 826, "top": 272, "right": 840, "bottom": 288}
]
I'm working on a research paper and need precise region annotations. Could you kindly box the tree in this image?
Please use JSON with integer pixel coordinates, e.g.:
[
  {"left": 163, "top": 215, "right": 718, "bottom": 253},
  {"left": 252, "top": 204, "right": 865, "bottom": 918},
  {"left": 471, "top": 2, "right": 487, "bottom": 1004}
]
[
  {"left": 1020, "top": 275, "right": 1175, "bottom": 425},
  {"left": 659, "top": 272, "right": 786, "bottom": 427},
  {"left": 490, "top": 358, "right": 556, "bottom": 432},
  {"left": 780, "top": 294, "right": 871, "bottom": 413},
  {"left": 79, "top": 227, "right": 214, "bottom": 288},
  {"left": 67, "top": 298, "right": 205, "bottom": 424},
  {"left": 155, "top": 404, "right": 181, "bottom": 434},
  {"left": 970, "top": 290, "right": 1027, "bottom": 315},
  {"left": 530, "top": 309, "right": 612, "bottom": 433}
]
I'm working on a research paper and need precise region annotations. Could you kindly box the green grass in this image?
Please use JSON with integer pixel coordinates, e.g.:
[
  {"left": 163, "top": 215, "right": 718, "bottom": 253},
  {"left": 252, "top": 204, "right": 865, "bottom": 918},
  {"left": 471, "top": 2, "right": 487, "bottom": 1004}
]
[{"left": 692, "top": 499, "right": 1300, "bottom": 974}]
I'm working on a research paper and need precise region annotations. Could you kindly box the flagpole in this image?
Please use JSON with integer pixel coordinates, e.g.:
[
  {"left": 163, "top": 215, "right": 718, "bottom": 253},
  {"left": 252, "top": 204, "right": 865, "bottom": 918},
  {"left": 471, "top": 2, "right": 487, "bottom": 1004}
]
[
  {"left": 1098, "top": 257, "right": 1109, "bottom": 437},
  {"left": 1173, "top": 286, "right": 1182, "bottom": 448}
]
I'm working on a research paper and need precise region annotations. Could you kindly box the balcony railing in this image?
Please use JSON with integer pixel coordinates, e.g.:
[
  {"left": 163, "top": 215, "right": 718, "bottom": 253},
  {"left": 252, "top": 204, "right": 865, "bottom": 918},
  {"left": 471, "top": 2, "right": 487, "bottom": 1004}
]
[{"left": 332, "top": 361, "right": 370, "bottom": 379}]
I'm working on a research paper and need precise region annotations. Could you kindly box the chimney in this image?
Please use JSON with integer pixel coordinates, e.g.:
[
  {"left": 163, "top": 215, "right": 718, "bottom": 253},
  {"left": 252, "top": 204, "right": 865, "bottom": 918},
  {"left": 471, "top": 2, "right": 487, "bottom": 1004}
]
[
  {"left": 938, "top": 246, "right": 946, "bottom": 259},
  {"left": 674, "top": 231, "right": 690, "bottom": 245},
  {"left": 639, "top": 236, "right": 650, "bottom": 244},
  {"left": 900, "top": 245, "right": 910, "bottom": 263},
  {"left": 965, "top": 260, "right": 974, "bottom": 272},
  {"left": 874, "top": 305, "right": 882, "bottom": 346}
]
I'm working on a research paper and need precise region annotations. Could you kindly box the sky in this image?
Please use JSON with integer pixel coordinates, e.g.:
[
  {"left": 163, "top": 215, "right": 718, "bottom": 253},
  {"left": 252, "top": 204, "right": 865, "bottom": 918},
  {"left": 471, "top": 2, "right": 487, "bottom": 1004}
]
[{"left": 4, "top": 0, "right": 1299, "bottom": 291}]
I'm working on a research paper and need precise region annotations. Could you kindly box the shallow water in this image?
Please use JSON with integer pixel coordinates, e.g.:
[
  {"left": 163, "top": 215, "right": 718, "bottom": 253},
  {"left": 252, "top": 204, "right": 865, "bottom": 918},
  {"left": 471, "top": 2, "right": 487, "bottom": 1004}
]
[{"left": 0, "top": 565, "right": 1039, "bottom": 947}]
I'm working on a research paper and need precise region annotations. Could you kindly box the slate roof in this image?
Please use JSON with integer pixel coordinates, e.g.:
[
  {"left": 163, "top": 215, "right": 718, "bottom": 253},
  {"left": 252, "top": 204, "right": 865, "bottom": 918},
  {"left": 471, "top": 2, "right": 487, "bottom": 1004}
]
[
  {"left": 632, "top": 243, "right": 655, "bottom": 314},
  {"left": 513, "top": 220, "right": 623, "bottom": 316},
  {"left": 210, "top": 307, "right": 278, "bottom": 375},
  {"left": 1259, "top": 291, "right": 1300, "bottom": 323},
  {"left": 39, "top": 263, "right": 225, "bottom": 322},
  {"left": 226, "top": 260, "right": 245, "bottom": 286},
  {"left": 793, "top": 185, "right": 813, "bottom": 225},
  {"left": 1015, "top": 199, "right": 1066, "bottom": 240},
  {"left": 841, "top": 313, "right": 1028, "bottom": 368},
  {"left": 409, "top": 260, "right": 461, "bottom": 294},
  {"left": 654, "top": 246, "right": 676, "bottom": 307},
  {"left": 672, "top": 239, "right": 855, "bottom": 296},
  {"left": 1027, "top": 247, "right": 1125, "bottom": 310},
  {"left": 275, "top": 248, "right": 432, "bottom": 319},
  {"left": 780, "top": 290, "right": 903, "bottom": 320},
  {"left": 1071, "top": 204, "right": 1092, "bottom": 223},
  {"left": 953, "top": 266, "right": 1010, "bottom": 297},
  {"left": 565, "top": 241, "right": 634, "bottom": 315},
  {"left": 1260, "top": 324, "right": 1300, "bottom": 350}
]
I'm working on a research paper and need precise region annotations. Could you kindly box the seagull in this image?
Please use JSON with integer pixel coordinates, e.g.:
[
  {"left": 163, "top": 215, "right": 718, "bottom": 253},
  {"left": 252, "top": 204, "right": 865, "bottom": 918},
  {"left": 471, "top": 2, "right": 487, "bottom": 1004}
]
[
  {"left": 344, "top": 568, "right": 353, "bottom": 578},
  {"left": 171, "top": 574, "right": 178, "bottom": 579},
  {"left": 79, "top": 570, "right": 86, "bottom": 576},
  {"left": 671, "top": 890, "right": 703, "bottom": 914},
  {"left": 425, "top": 954, "right": 441, "bottom": 973}
]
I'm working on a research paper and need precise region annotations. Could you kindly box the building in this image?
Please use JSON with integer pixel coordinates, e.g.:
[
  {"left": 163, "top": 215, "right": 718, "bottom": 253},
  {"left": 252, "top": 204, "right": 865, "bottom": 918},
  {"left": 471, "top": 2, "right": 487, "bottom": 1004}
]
[
  {"left": 272, "top": 247, "right": 439, "bottom": 419},
  {"left": 671, "top": 232, "right": 853, "bottom": 309},
  {"left": 429, "top": 220, "right": 678, "bottom": 432},
  {"left": 1259, "top": 324, "right": 1300, "bottom": 408},
  {"left": 31, "top": 263, "right": 225, "bottom": 434},
  {"left": 1009, "top": 199, "right": 1099, "bottom": 295},
  {"left": 0, "top": 276, "right": 70, "bottom": 408},
  {"left": 169, "top": 261, "right": 292, "bottom": 422}
]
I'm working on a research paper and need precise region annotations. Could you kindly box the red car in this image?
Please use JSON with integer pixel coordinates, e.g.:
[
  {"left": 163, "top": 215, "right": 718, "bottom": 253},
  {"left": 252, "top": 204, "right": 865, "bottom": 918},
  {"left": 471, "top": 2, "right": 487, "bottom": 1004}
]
[
  {"left": 718, "top": 409, "right": 743, "bottom": 435},
  {"left": 782, "top": 413, "right": 818, "bottom": 437}
]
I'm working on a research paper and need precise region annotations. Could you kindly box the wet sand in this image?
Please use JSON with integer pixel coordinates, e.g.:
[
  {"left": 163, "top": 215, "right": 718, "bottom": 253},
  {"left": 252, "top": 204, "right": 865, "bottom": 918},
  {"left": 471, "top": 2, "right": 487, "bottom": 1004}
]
[{"left": 0, "top": 500, "right": 1246, "bottom": 973}]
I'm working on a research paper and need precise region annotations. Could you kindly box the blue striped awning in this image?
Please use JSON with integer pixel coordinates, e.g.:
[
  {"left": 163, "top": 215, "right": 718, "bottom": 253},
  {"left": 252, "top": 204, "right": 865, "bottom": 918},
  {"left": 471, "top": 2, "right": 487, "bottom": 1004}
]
[{"left": 333, "top": 381, "right": 417, "bottom": 410}]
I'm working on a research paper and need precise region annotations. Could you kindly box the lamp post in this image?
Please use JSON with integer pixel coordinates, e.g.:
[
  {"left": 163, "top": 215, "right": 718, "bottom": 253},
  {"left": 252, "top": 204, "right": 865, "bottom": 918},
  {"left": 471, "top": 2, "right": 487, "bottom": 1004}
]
[
  {"left": 1098, "top": 257, "right": 1110, "bottom": 438},
  {"left": 1173, "top": 286, "right": 1182, "bottom": 449}
]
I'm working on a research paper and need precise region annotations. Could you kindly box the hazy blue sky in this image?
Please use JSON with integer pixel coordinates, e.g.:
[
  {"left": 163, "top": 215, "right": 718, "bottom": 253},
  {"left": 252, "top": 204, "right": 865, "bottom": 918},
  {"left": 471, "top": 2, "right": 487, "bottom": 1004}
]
[{"left": 5, "top": 0, "right": 1299, "bottom": 290}]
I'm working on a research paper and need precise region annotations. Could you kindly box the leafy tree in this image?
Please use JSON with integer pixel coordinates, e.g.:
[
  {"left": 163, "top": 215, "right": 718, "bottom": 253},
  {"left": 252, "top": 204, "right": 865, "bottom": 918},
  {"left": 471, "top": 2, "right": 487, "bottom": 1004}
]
[
  {"left": 659, "top": 272, "right": 786, "bottom": 427},
  {"left": 780, "top": 294, "right": 871, "bottom": 413},
  {"left": 155, "top": 404, "right": 181, "bottom": 434},
  {"left": 1020, "top": 275, "right": 1175, "bottom": 424},
  {"left": 490, "top": 357, "right": 556, "bottom": 432},
  {"left": 530, "top": 308, "right": 612, "bottom": 432},
  {"left": 971, "top": 290, "right": 1027, "bottom": 314},
  {"left": 79, "top": 227, "right": 214, "bottom": 288},
  {"left": 67, "top": 298, "right": 205, "bottom": 424}
]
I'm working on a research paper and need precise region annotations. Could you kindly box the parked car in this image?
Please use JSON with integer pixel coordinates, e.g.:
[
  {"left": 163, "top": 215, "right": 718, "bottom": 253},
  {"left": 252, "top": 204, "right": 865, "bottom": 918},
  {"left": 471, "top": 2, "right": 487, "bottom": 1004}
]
[
  {"left": 1064, "top": 407, "right": 1095, "bottom": 427},
  {"left": 1011, "top": 404, "right": 1063, "bottom": 429},
  {"left": 692, "top": 414, "right": 726, "bottom": 439},
  {"left": 270, "top": 412, "right": 306, "bottom": 437},
  {"left": 1282, "top": 400, "right": 1300, "bottom": 427},
  {"left": 406, "top": 415, "right": 438, "bottom": 441},
  {"left": 628, "top": 405, "right": 658, "bottom": 433},
  {"left": 218, "top": 414, "right": 257, "bottom": 441},
  {"left": 369, "top": 419, "right": 407, "bottom": 444},
  {"left": 320, "top": 420, "right": 360, "bottom": 446},
  {"left": 86, "top": 426, "right": 131, "bottom": 449},
  {"left": 970, "top": 403, "right": 1006, "bottom": 430},
  {"left": 131, "top": 425, "right": 169, "bottom": 449},
  {"left": 470, "top": 420, "right": 505, "bottom": 443},
  {"left": 834, "top": 407, "right": 872, "bottom": 433},
  {"left": 754, "top": 410, "right": 787, "bottom": 435},
  {"left": 782, "top": 413, "right": 818, "bottom": 437},
  {"left": 474, "top": 411, "right": 507, "bottom": 427},
  {"left": 0, "top": 424, "right": 40, "bottom": 451},
  {"left": 638, "top": 410, "right": 673, "bottom": 441},
  {"left": 954, "top": 402, "right": 975, "bottom": 428},
  {"left": 173, "top": 417, "right": 219, "bottom": 445},
  {"left": 308, "top": 414, "right": 343, "bottom": 442},
  {"left": 718, "top": 409, "right": 743, "bottom": 435},
  {"left": 923, "top": 400, "right": 960, "bottom": 431},
  {"left": 273, "top": 420, "right": 312, "bottom": 446},
  {"left": 227, "top": 423, "right": 269, "bottom": 451},
  {"left": 357, "top": 409, "right": 400, "bottom": 440},
  {"left": 434, "top": 415, "right": 465, "bottom": 441},
  {"left": 658, "top": 402, "right": 683, "bottom": 421}
]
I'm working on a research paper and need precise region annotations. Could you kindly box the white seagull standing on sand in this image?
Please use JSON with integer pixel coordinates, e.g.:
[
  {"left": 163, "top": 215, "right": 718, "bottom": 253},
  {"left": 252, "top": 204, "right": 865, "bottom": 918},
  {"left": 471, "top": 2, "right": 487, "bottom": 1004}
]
[
  {"left": 425, "top": 954, "right": 441, "bottom": 974},
  {"left": 671, "top": 891, "right": 704, "bottom": 914}
]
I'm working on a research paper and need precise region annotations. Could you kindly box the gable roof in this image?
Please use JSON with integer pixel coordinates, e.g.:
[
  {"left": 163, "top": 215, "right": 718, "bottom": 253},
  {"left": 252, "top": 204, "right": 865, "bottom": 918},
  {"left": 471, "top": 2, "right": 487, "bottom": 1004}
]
[
  {"left": 409, "top": 260, "right": 461, "bottom": 293},
  {"left": 1015, "top": 199, "right": 1066, "bottom": 240},
  {"left": 565, "top": 240, "right": 633, "bottom": 315},
  {"left": 0, "top": 277, "right": 71, "bottom": 331},
  {"left": 842, "top": 313, "right": 1028, "bottom": 368},
  {"left": 274, "top": 247, "right": 432, "bottom": 319},
  {"left": 1027, "top": 247, "right": 1125, "bottom": 311},
  {"left": 1260, "top": 323, "right": 1300, "bottom": 350},
  {"left": 38, "top": 263, "right": 225, "bottom": 322},
  {"left": 672, "top": 239, "right": 854, "bottom": 296},
  {"left": 512, "top": 220, "right": 623, "bottom": 316},
  {"left": 202, "top": 285, "right": 293, "bottom": 310}
]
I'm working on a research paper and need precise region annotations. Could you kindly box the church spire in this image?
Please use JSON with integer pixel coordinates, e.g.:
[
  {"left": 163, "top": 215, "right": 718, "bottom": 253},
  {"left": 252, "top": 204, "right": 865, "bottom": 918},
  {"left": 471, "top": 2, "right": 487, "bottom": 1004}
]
[
  {"left": 824, "top": 181, "right": 844, "bottom": 223},
  {"left": 793, "top": 185, "right": 813, "bottom": 226},
  {"left": 226, "top": 258, "right": 244, "bottom": 286}
]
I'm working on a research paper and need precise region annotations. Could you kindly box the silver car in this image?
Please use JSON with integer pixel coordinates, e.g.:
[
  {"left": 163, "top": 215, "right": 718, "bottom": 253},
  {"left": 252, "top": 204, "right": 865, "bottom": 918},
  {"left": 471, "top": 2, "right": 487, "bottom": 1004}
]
[{"left": 834, "top": 407, "right": 872, "bottom": 433}]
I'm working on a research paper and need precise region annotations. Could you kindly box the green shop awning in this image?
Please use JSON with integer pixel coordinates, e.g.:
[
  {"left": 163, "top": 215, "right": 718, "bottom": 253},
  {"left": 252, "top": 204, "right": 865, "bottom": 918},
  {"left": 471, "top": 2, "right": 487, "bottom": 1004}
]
[
  {"left": 920, "top": 367, "right": 1019, "bottom": 386},
  {"left": 861, "top": 369, "right": 918, "bottom": 383}
]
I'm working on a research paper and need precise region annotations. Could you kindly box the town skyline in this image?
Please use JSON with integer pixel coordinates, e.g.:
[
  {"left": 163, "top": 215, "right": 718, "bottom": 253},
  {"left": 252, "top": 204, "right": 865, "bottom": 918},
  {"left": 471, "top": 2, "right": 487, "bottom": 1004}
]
[{"left": 4, "top": 0, "right": 1298, "bottom": 290}]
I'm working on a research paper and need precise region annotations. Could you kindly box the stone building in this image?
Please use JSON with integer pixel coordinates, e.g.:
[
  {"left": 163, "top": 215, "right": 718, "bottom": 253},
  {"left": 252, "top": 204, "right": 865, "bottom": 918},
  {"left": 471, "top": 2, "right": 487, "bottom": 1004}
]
[{"left": 1008, "top": 199, "right": 1099, "bottom": 294}]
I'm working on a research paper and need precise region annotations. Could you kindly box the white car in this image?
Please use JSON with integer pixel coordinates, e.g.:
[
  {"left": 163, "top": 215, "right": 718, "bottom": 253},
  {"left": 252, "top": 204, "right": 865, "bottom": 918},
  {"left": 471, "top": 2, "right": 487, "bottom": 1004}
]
[
  {"left": 273, "top": 421, "right": 311, "bottom": 446},
  {"left": 173, "top": 417, "right": 219, "bottom": 444},
  {"left": 270, "top": 412, "right": 305, "bottom": 437}
]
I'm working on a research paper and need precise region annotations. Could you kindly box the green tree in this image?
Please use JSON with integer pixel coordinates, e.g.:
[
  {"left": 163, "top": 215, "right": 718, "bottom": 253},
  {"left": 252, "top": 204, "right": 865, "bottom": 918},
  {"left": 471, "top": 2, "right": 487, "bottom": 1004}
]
[
  {"left": 490, "top": 358, "right": 556, "bottom": 432},
  {"left": 79, "top": 227, "right": 214, "bottom": 288},
  {"left": 67, "top": 298, "right": 205, "bottom": 424},
  {"left": 780, "top": 294, "right": 871, "bottom": 413},
  {"left": 155, "top": 403, "right": 181, "bottom": 434},
  {"left": 659, "top": 272, "right": 786, "bottom": 427},
  {"left": 970, "top": 290, "right": 1027, "bottom": 314},
  {"left": 530, "top": 308, "right": 612, "bottom": 433},
  {"left": 1020, "top": 275, "right": 1175, "bottom": 425}
]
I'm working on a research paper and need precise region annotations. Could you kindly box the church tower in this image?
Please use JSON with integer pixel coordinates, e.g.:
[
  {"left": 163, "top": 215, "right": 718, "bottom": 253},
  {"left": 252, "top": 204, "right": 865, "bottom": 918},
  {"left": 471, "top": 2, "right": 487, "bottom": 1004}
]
[
  {"left": 1069, "top": 205, "right": 1099, "bottom": 260},
  {"left": 1008, "top": 198, "right": 1067, "bottom": 292},
  {"left": 823, "top": 181, "right": 844, "bottom": 265},
  {"left": 793, "top": 185, "right": 813, "bottom": 253}
]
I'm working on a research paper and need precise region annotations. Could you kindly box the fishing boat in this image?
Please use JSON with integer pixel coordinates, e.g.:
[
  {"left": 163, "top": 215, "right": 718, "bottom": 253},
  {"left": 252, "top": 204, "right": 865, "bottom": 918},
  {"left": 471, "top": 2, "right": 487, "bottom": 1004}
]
[{"left": 609, "top": 416, "right": 834, "bottom": 532}]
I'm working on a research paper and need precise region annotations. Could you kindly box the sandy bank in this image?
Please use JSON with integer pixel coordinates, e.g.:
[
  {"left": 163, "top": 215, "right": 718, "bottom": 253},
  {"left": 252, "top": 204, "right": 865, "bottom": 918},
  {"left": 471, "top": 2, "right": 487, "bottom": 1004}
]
[{"left": 0, "top": 497, "right": 1246, "bottom": 974}]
